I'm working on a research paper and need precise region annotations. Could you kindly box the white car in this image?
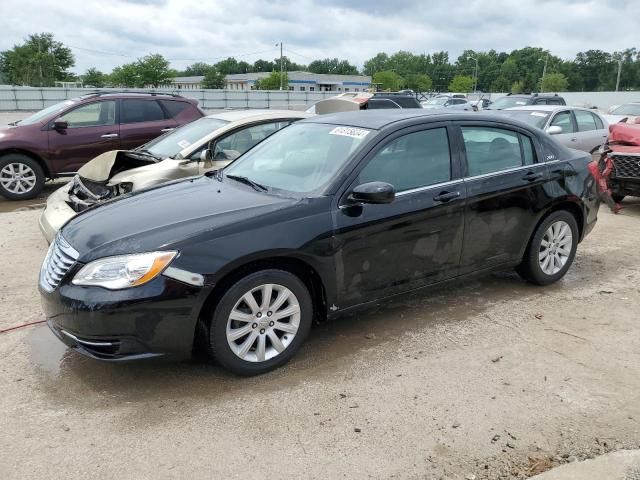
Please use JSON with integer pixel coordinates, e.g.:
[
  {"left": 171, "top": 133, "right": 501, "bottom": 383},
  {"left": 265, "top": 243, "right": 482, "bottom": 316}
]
[
  {"left": 603, "top": 102, "right": 640, "bottom": 125},
  {"left": 420, "top": 97, "right": 473, "bottom": 111},
  {"left": 39, "top": 109, "right": 312, "bottom": 242}
]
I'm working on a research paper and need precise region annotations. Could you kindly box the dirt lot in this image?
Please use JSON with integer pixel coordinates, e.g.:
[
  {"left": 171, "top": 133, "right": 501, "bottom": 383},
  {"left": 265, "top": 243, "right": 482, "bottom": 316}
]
[{"left": 1, "top": 199, "right": 640, "bottom": 480}]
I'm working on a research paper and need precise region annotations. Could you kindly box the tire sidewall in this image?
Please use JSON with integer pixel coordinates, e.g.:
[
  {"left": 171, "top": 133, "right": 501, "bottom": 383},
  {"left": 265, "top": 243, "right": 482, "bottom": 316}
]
[
  {"left": 526, "top": 211, "right": 579, "bottom": 285},
  {"left": 209, "top": 269, "right": 313, "bottom": 376},
  {"left": 0, "top": 154, "right": 45, "bottom": 200}
]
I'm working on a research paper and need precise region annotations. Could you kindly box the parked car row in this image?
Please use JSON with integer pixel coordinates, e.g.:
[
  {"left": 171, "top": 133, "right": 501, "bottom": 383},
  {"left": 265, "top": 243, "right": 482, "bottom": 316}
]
[
  {"left": 0, "top": 92, "right": 204, "bottom": 200},
  {"left": 38, "top": 107, "right": 600, "bottom": 375}
]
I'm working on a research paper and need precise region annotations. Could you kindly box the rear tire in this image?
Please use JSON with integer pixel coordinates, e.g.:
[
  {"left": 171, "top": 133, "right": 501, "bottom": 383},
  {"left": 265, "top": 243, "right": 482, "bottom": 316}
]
[
  {"left": 516, "top": 211, "right": 579, "bottom": 286},
  {"left": 207, "top": 269, "right": 313, "bottom": 376},
  {"left": 0, "top": 154, "right": 45, "bottom": 200}
]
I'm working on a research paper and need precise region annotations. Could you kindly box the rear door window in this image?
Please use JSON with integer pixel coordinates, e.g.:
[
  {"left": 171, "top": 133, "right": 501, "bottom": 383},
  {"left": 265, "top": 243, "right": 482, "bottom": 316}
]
[
  {"left": 160, "top": 100, "right": 190, "bottom": 118},
  {"left": 358, "top": 128, "right": 451, "bottom": 192},
  {"left": 461, "top": 126, "right": 535, "bottom": 176},
  {"left": 121, "top": 99, "right": 166, "bottom": 124},
  {"left": 574, "top": 110, "right": 600, "bottom": 131}
]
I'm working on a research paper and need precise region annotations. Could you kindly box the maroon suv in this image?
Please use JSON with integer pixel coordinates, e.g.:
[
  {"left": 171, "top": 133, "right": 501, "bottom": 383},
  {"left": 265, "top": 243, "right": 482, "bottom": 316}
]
[{"left": 0, "top": 92, "right": 204, "bottom": 200}]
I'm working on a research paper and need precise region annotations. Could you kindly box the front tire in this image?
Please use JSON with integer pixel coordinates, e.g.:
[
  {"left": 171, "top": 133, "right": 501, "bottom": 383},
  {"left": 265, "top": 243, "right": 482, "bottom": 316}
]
[
  {"left": 0, "top": 154, "right": 45, "bottom": 200},
  {"left": 516, "top": 211, "right": 579, "bottom": 286},
  {"left": 207, "top": 269, "right": 313, "bottom": 376},
  {"left": 612, "top": 193, "right": 625, "bottom": 203}
]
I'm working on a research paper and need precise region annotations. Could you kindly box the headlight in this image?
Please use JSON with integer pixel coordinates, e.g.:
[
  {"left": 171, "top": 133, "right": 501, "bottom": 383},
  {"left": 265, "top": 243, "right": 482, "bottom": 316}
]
[{"left": 72, "top": 251, "right": 177, "bottom": 289}]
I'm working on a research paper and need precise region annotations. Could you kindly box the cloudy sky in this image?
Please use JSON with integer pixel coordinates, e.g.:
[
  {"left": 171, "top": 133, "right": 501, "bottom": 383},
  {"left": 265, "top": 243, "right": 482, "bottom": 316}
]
[{"left": 1, "top": 0, "right": 638, "bottom": 74}]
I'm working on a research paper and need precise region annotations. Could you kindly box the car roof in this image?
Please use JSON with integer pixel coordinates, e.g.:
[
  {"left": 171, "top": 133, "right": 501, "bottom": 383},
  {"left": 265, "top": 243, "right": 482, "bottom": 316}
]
[
  {"left": 506, "top": 105, "right": 596, "bottom": 113},
  {"left": 300, "top": 109, "right": 519, "bottom": 130},
  {"left": 206, "top": 109, "right": 312, "bottom": 122}
]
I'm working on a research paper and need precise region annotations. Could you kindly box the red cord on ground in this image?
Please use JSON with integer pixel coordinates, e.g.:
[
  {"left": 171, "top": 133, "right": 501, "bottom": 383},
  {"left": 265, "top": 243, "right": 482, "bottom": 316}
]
[{"left": 0, "top": 320, "right": 46, "bottom": 334}]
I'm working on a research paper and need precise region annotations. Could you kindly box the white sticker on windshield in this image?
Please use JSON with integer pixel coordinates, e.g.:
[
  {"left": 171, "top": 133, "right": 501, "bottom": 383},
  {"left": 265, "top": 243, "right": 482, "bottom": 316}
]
[
  {"left": 177, "top": 140, "right": 191, "bottom": 149},
  {"left": 329, "top": 127, "right": 370, "bottom": 139},
  {"left": 531, "top": 112, "right": 549, "bottom": 117}
]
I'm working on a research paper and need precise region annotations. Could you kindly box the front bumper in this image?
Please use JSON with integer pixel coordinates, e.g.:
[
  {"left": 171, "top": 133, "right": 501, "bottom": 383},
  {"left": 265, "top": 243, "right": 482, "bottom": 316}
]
[
  {"left": 39, "top": 184, "right": 76, "bottom": 244},
  {"left": 40, "top": 275, "right": 206, "bottom": 361}
]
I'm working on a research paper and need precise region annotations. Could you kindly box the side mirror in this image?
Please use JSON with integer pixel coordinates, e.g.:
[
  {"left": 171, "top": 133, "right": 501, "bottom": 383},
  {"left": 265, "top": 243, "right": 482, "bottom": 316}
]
[
  {"left": 349, "top": 182, "right": 395, "bottom": 205},
  {"left": 199, "top": 148, "right": 213, "bottom": 163},
  {"left": 546, "top": 126, "right": 563, "bottom": 135},
  {"left": 53, "top": 119, "right": 68, "bottom": 131}
]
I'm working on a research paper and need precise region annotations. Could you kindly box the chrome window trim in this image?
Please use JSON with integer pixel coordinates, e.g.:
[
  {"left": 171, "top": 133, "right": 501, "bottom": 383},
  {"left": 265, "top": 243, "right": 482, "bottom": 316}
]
[
  {"left": 463, "top": 163, "right": 546, "bottom": 181},
  {"left": 395, "top": 179, "right": 462, "bottom": 197}
]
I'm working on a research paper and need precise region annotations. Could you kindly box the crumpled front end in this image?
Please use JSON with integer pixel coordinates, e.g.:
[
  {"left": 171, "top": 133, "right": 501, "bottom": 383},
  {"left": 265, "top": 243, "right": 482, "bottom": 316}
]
[{"left": 598, "top": 122, "right": 640, "bottom": 211}]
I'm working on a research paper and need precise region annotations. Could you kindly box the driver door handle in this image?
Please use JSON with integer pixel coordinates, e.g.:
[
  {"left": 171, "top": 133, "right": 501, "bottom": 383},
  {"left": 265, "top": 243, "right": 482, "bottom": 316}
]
[
  {"left": 100, "top": 133, "right": 118, "bottom": 138},
  {"left": 522, "top": 171, "right": 543, "bottom": 182},
  {"left": 161, "top": 128, "right": 174, "bottom": 132},
  {"left": 433, "top": 190, "right": 461, "bottom": 202}
]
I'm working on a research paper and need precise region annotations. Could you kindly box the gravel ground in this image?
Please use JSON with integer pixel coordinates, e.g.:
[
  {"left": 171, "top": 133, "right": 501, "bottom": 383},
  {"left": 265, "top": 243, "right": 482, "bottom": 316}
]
[{"left": 1, "top": 201, "right": 640, "bottom": 479}]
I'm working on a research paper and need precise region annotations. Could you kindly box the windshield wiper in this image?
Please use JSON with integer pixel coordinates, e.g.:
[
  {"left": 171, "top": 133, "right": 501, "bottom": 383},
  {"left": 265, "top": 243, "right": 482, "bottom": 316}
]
[
  {"left": 129, "top": 149, "right": 161, "bottom": 161},
  {"left": 225, "top": 174, "right": 268, "bottom": 192}
]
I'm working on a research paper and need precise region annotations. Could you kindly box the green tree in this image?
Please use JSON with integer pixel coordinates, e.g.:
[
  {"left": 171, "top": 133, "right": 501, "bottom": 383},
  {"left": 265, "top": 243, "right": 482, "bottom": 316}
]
[
  {"left": 540, "top": 72, "right": 568, "bottom": 92},
  {"left": 0, "top": 32, "right": 74, "bottom": 86},
  {"left": 202, "top": 66, "right": 225, "bottom": 89},
  {"left": 448, "top": 75, "right": 474, "bottom": 93},
  {"left": 253, "top": 59, "right": 275, "bottom": 72},
  {"left": 136, "top": 54, "right": 174, "bottom": 87},
  {"left": 308, "top": 58, "right": 358, "bottom": 75},
  {"left": 109, "top": 63, "right": 140, "bottom": 87},
  {"left": 82, "top": 67, "right": 105, "bottom": 87},
  {"left": 254, "top": 71, "right": 287, "bottom": 90},
  {"left": 405, "top": 73, "right": 432, "bottom": 92},
  {"left": 215, "top": 57, "right": 240, "bottom": 75},
  {"left": 183, "top": 62, "right": 211, "bottom": 76},
  {"left": 372, "top": 70, "right": 405, "bottom": 91},
  {"left": 511, "top": 80, "right": 524, "bottom": 94},
  {"left": 363, "top": 53, "right": 390, "bottom": 76}
]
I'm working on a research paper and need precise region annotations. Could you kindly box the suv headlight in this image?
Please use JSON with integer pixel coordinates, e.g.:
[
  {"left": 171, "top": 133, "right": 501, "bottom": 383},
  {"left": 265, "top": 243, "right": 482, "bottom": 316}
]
[{"left": 72, "top": 251, "right": 177, "bottom": 290}]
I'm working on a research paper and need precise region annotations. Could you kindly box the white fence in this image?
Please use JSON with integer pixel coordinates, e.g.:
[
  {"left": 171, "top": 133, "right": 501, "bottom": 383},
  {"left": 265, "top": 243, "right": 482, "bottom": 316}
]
[
  {"left": 1, "top": 87, "right": 638, "bottom": 112},
  {"left": 0, "top": 87, "right": 340, "bottom": 111}
]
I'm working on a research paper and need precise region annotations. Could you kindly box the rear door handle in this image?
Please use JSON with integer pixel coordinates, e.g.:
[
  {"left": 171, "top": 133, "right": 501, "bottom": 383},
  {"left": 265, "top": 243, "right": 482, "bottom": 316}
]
[
  {"left": 433, "top": 190, "right": 461, "bottom": 202},
  {"left": 100, "top": 133, "right": 118, "bottom": 138},
  {"left": 570, "top": 137, "right": 577, "bottom": 142},
  {"left": 161, "top": 128, "right": 174, "bottom": 132},
  {"left": 522, "top": 171, "right": 543, "bottom": 182}
]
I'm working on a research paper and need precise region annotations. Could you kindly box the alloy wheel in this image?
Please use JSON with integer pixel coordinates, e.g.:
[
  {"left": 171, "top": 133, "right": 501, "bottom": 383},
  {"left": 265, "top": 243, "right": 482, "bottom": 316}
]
[
  {"left": 538, "top": 220, "right": 573, "bottom": 275},
  {"left": 0, "top": 162, "right": 37, "bottom": 195},
  {"left": 226, "top": 283, "right": 301, "bottom": 363}
]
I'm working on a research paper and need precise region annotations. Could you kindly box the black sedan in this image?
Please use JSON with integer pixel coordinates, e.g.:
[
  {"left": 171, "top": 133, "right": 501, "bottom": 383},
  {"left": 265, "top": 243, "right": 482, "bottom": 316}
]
[{"left": 39, "top": 110, "right": 600, "bottom": 375}]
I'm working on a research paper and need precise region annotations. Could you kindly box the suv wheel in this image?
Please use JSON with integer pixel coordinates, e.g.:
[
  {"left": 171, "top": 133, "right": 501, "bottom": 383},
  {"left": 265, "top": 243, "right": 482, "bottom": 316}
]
[
  {"left": 517, "top": 211, "right": 579, "bottom": 286},
  {"left": 207, "top": 269, "right": 313, "bottom": 375},
  {"left": 0, "top": 154, "right": 45, "bottom": 200}
]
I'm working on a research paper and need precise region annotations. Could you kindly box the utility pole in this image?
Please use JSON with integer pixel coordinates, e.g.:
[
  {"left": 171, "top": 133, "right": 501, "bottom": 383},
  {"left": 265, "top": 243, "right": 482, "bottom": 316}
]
[
  {"left": 615, "top": 60, "right": 622, "bottom": 92},
  {"left": 540, "top": 54, "right": 549, "bottom": 93},
  {"left": 277, "top": 42, "right": 284, "bottom": 91},
  {"left": 466, "top": 55, "right": 479, "bottom": 94}
]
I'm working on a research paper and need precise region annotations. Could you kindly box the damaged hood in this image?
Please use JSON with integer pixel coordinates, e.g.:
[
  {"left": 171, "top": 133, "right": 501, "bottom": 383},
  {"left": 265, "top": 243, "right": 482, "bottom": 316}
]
[
  {"left": 77, "top": 150, "right": 157, "bottom": 182},
  {"left": 60, "top": 175, "right": 299, "bottom": 262}
]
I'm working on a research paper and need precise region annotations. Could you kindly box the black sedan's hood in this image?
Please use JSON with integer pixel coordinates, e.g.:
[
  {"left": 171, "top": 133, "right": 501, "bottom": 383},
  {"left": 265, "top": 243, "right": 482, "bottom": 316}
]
[{"left": 62, "top": 175, "right": 298, "bottom": 261}]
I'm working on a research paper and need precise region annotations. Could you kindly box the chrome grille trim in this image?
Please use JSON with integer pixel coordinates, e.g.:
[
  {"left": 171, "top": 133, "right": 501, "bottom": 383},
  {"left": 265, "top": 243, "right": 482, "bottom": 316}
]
[{"left": 40, "top": 234, "right": 79, "bottom": 292}]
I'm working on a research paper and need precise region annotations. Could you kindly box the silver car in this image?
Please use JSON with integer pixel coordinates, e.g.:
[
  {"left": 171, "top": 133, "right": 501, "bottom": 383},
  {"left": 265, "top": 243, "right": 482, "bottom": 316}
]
[
  {"left": 420, "top": 96, "right": 473, "bottom": 111},
  {"left": 499, "top": 106, "right": 609, "bottom": 153},
  {"left": 39, "top": 109, "right": 311, "bottom": 242}
]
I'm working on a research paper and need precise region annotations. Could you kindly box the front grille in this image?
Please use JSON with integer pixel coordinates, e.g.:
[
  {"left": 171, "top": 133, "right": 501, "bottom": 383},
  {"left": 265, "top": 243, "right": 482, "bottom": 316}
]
[
  {"left": 611, "top": 154, "right": 640, "bottom": 179},
  {"left": 40, "top": 234, "right": 79, "bottom": 292}
]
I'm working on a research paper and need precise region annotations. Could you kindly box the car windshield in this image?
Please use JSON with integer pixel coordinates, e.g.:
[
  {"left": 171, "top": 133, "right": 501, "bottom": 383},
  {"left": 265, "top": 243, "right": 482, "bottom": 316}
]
[
  {"left": 489, "top": 97, "right": 529, "bottom": 109},
  {"left": 611, "top": 104, "right": 640, "bottom": 116},
  {"left": 16, "top": 100, "right": 76, "bottom": 125},
  {"left": 224, "top": 123, "right": 373, "bottom": 194},
  {"left": 142, "top": 117, "right": 229, "bottom": 159},
  {"left": 425, "top": 97, "right": 448, "bottom": 105},
  {"left": 500, "top": 110, "right": 550, "bottom": 129}
]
